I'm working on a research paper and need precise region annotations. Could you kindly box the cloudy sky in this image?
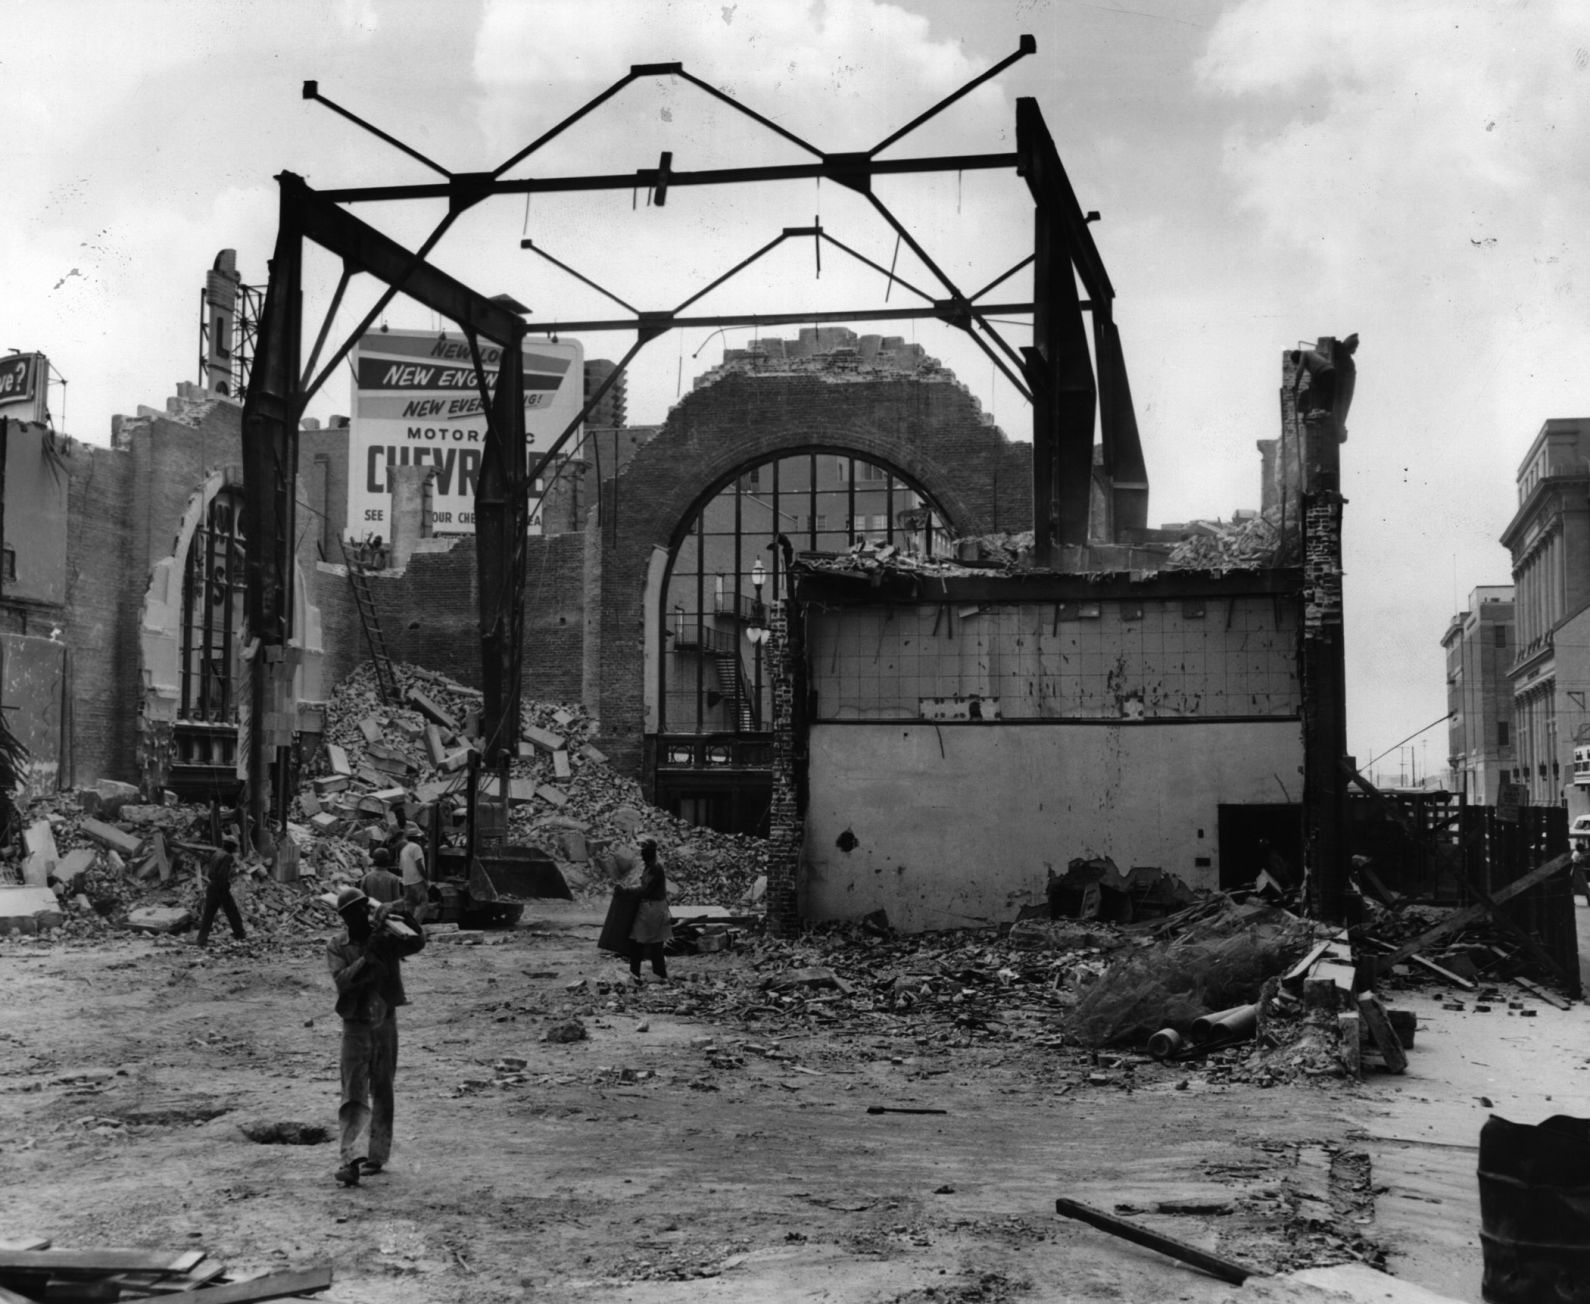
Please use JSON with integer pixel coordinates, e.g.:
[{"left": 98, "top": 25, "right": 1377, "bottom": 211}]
[{"left": 5, "top": 0, "right": 1588, "bottom": 784}]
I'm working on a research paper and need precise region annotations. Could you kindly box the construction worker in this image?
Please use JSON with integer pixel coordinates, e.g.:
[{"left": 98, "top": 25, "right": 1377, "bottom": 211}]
[
  {"left": 326, "top": 885, "right": 425, "bottom": 1186},
  {"left": 195, "top": 835, "right": 245, "bottom": 947},
  {"left": 398, "top": 825, "right": 429, "bottom": 920},
  {"left": 627, "top": 838, "right": 672, "bottom": 983},
  {"left": 360, "top": 846, "right": 404, "bottom": 904}
]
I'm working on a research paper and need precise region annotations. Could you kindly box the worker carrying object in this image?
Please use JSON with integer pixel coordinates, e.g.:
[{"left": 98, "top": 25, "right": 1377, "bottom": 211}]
[
  {"left": 627, "top": 839, "right": 672, "bottom": 983},
  {"left": 326, "top": 884, "right": 425, "bottom": 1187},
  {"left": 195, "top": 835, "right": 245, "bottom": 947}
]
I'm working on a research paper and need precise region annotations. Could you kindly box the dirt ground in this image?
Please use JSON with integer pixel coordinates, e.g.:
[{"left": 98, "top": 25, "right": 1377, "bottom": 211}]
[{"left": 0, "top": 905, "right": 1397, "bottom": 1304}]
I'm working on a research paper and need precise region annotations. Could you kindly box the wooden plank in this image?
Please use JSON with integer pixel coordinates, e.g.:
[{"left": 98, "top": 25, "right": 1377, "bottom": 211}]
[
  {"left": 1357, "top": 992, "right": 1408, "bottom": 1073},
  {"left": 1283, "top": 936, "right": 1336, "bottom": 983},
  {"left": 0, "top": 1241, "right": 50, "bottom": 1253},
  {"left": 1371, "top": 853, "right": 1572, "bottom": 975},
  {"left": 1514, "top": 976, "right": 1573, "bottom": 1011},
  {"left": 0, "top": 1249, "right": 203, "bottom": 1274},
  {"left": 1054, "top": 1197, "right": 1256, "bottom": 1285},
  {"left": 159, "top": 1265, "right": 333, "bottom": 1303},
  {"left": 1408, "top": 953, "right": 1477, "bottom": 992}
]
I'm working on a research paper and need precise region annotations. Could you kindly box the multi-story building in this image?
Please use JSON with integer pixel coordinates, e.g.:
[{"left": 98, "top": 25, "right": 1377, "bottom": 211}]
[
  {"left": 1442, "top": 586, "right": 1515, "bottom": 803},
  {"left": 1500, "top": 418, "right": 1590, "bottom": 811}
]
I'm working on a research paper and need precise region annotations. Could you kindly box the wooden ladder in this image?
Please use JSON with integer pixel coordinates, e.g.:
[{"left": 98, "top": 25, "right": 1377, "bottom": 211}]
[{"left": 338, "top": 539, "right": 402, "bottom": 706}]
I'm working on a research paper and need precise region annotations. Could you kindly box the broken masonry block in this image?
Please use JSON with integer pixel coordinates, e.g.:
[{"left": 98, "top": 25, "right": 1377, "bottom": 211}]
[
  {"left": 553, "top": 750, "right": 572, "bottom": 780},
  {"left": 300, "top": 793, "right": 322, "bottom": 817},
  {"left": 441, "top": 748, "right": 471, "bottom": 773},
  {"left": 0, "top": 886, "right": 65, "bottom": 933},
  {"left": 79, "top": 818, "right": 144, "bottom": 859},
  {"left": 92, "top": 779, "right": 141, "bottom": 815},
  {"left": 406, "top": 689, "right": 460, "bottom": 733},
  {"left": 536, "top": 785, "right": 570, "bottom": 809},
  {"left": 1337, "top": 1012, "right": 1362, "bottom": 1077},
  {"left": 313, "top": 775, "right": 350, "bottom": 796},
  {"left": 522, "top": 724, "right": 566, "bottom": 755},
  {"left": 425, "top": 725, "right": 449, "bottom": 767},
  {"left": 54, "top": 848, "right": 98, "bottom": 884},
  {"left": 127, "top": 906, "right": 193, "bottom": 934},
  {"left": 326, "top": 744, "right": 352, "bottom": 775},
  {"left": 580, "top": 743, "right": 609, "bottom": 766},
  {"left": 358, "top": 717, "right": 384, "bottom": 745}
]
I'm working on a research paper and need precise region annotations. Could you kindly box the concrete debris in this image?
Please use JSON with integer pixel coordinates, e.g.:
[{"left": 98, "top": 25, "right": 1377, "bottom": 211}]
[
  {"left": 126, "top": 906, "right": 192, "bottom": 934},
  {"left": 1163, "top": 510, "right": 1287, "bottom": 573},
  {"left": 0, "top": 886, "right": 65, "bottom": 933},
  {"left": 0, "top": 658, "right": 770, "bottom": 948}
]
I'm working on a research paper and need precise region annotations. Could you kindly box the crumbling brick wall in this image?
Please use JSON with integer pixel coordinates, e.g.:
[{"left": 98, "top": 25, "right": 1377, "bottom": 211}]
[{"left": 312, "top": 530, "right": 586, "bottom": 707}]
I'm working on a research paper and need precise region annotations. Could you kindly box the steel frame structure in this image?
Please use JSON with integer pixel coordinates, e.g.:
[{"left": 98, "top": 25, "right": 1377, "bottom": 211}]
[{"left": 238, "top": 37, "right": 1147, "bottom": 837}]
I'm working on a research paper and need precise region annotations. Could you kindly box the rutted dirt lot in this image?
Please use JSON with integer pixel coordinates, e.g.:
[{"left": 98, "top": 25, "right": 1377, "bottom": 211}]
[{"left": 0, "top": 910, "right": 1382, "bottom": 1303}]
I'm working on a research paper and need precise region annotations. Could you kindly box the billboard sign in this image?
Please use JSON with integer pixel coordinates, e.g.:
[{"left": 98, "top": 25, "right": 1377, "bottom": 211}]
[
  {"left": 347, "top": 329, "right": 584, "bottom": 538},
  {"left": 0, "top": 352, "right": 46, "bottom": 424}
]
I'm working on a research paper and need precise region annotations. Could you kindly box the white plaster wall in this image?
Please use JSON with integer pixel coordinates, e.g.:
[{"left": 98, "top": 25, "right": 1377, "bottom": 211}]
[{"left": 802, "top": 719, "right": 1303, "bottom": 932}]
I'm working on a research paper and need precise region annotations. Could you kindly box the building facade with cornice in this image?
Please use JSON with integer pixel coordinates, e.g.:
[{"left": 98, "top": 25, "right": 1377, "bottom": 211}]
[{"left": 1500, "top": 418, "right": 1590, "bottom": 812}]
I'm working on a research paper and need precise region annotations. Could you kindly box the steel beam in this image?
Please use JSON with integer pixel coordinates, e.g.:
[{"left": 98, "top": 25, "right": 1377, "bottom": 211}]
[
  {"left": 318, "top": 152, "right": 1020, "bottom": 205},
  {"left": 282, "top": 173, "right": 522, "bottom": 346},
  {"left": 239, "top": 190, "right": 303, "bottom": 842}
]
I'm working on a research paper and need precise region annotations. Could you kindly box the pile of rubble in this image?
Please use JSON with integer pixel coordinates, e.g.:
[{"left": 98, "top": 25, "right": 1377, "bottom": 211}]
[
  {"left": 1164, "top": 510, "right": 1288, "bottom": 572},
  {"left": 302, "top": 662, "right": 769, "bottom": 905},
  {"left": 0, "top": 660, "right": 772, "bottom": 946}
]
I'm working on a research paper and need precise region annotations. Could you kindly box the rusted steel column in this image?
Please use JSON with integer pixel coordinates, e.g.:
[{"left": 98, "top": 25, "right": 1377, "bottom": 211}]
[
  {"left": 240, "top": 189, "right": 303, "bottom": 844},
  {"left": 475, "top": 333, "right": 528, "bottom": 766}
]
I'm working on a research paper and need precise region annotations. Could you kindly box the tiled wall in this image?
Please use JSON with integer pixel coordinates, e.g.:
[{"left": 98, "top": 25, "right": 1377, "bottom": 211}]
[{"left": 809, "top": 596, "right": 1301, "bottom": 720}]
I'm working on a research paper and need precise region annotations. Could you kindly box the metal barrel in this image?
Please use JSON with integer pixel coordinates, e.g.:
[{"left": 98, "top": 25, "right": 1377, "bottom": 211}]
[{"left": 1478, "top": 1113, "right": 1590, "bottom": 1303}]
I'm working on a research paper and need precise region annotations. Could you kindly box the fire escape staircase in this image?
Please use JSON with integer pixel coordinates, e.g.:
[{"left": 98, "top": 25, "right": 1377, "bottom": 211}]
[
  {"left": 338, "top": 539, "right": 402, "bottom": 706},
  {"left": 711, "top": 652, "right": 756, "bottom": 731}
]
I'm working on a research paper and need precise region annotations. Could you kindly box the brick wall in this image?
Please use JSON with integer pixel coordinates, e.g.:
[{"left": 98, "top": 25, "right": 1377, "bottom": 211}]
[
  {"left": 67, "top": 404, "right": 251, "bottom": 785},
  {"left": 65, "top": 440, "right": 139, "bottom": 786},
  {"left": 312, "top": 529, "right": 586, "bottom": 707},
  {"left": 591, "top": 371, "right": 1033, "bottom": 773}
]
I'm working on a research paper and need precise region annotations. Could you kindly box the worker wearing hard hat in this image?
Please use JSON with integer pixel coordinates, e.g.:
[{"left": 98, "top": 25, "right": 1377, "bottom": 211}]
[{"left": 325, "top": 884, "right": 426, "bottom": 1187}]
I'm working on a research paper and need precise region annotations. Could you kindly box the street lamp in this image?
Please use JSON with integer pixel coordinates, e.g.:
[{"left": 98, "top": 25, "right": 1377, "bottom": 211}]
[{"left": 746, "top": 559, "right": 769, "bottom": 730}]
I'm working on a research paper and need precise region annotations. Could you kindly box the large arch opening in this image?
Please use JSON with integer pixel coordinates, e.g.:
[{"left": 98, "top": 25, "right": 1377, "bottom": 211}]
[{"left": 652, "top": 447, "right": 952, "bottom": 835}]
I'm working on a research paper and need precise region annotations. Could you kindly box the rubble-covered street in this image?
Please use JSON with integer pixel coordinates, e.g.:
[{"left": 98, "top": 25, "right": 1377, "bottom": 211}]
[
  {"left": 2, "top": 666, "right": 1584, "bottom": 1300},
  {"left": 4, "top": 863, "right": 1586, "bottom": 1301}
]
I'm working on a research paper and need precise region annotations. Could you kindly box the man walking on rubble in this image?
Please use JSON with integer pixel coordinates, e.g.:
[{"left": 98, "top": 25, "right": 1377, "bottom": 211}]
[
  {"left": 195, "top": 835, "right": 246, "bottom": 947},
  {"left": 326, "top": 884, "right": 425, "bottom": 1186}
]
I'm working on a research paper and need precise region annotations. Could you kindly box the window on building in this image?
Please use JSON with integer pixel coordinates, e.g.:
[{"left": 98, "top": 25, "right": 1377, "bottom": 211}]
[
  {"left": 1498, "top": 721, "right": 1510, "bottom": 747},
  {"left": 1, "top": 546, "right": 14, "bottom": 583},
  {"left": 1494, "top": 625, "right": 1507, "bottom": 648},
  {"left": 179, "top": 490, "right": 246, "bottom": 723},
  {"left": 662, "top": 451, "right": 949, "bottom": 738}
]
